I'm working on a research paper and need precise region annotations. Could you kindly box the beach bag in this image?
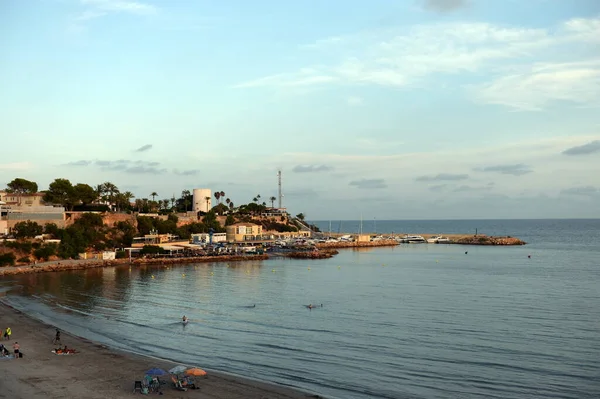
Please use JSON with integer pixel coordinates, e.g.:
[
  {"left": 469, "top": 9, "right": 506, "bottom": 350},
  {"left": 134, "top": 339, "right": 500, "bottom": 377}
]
[{"left": 19, "top": 352, "right": 23, "bottom": 358}]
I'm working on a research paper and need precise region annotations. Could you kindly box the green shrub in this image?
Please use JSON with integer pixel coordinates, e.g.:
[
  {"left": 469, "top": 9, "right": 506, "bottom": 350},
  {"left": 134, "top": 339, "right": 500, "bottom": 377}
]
[{"left": 0, "top": 252, "right": 16, "bottom": 267}]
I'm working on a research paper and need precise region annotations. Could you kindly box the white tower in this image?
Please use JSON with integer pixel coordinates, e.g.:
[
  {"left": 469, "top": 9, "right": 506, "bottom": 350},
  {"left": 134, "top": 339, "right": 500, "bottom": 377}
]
[{"left": 192, "top": 188, "right": 212, "bottom": 212}]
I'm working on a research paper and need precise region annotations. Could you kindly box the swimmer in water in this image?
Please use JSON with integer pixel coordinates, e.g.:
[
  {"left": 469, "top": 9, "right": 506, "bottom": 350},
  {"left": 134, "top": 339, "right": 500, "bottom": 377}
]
[{"left": 182, "top": 315, "right": 188, "bottom": 322}]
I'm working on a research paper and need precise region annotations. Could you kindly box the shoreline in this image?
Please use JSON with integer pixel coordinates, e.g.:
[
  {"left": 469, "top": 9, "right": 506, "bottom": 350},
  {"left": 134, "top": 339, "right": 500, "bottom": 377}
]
[
  {"left": 0, "top": 254, "right": 269, "bottom": 276},
  {"left": 0, "top": 301, "right": 321, "bottom": 399}
]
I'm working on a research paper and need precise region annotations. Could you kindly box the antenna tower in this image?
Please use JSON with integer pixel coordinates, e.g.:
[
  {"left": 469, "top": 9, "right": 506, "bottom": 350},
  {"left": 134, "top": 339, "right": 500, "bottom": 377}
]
[{"left": 277, "top": 170, "right": 283, "bottom": 209}]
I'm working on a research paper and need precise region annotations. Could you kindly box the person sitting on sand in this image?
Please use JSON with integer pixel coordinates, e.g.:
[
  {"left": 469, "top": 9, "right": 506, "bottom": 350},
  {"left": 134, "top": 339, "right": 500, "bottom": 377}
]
[{"left": 183, "top": 315, "right": 188, "bottom": 322}]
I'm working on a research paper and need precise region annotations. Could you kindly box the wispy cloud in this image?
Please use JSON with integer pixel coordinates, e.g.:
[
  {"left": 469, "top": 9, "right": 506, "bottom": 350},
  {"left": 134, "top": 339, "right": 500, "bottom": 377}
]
[
  {"left": 173, "top": 169, "right": 199, "bottom": 176},
  {"left": 453, "top": 185, "right": 492, "bottom": 193},
  {"left": 0, "top": 162, "right": 33, "bottom": 171},
  {"left": 234, "top": 15, "right": 600, "bottom": 111},
  {"left": 80, "top": 0, "right": 157, "bottom": 15},
  {"left": 346, "top": 96, "right": 364, "bottom": 106},
  {"left": 82, "top": 159, "right": 168, "bottom": 174},
  {"left": 475, "top": 164, "right": 533, "bottom": 176},
  {"left": 473, "top": 61, "right": 600, "bottom": 110},
  {"left": 562, "top": 140, "right": 600, "bottom": 156},
  {"left": 73, "top": 0, "right": 157, "bottom": 24},
  {"left": 560, "top": 186, "right": 598, "bottom": 197},
  {"left": 421, "top": 0, "right": 470, "bottom": 13},
  {"left": 292, "top": 164, "right": 334, "bottom": 173},
  {"left": 416, "top": 173, "right": 469, "bottom": 182},
  {"left": 349, "top": 178, "right": 387, "bottom": 189},
  {"left": 134, "top": 144, "right": 153, "bottom": 153},
  {"left": 428, "top": 184, "right": 448, "bottom": 192},
  {"left": 64, "top": 160, "right": 92, "bottom": 166}
]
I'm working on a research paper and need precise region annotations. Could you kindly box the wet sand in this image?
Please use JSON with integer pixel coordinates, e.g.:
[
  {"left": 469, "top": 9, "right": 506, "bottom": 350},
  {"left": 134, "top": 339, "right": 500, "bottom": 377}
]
[{"left": 0, "top": 302, "right": 320, "bottom": 399}]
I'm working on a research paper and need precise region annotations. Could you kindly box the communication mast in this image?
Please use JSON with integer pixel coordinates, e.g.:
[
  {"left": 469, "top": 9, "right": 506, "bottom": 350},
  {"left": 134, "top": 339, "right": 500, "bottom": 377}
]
[{"left": 277, "top": 170, "right": 283, "bottom": 209}]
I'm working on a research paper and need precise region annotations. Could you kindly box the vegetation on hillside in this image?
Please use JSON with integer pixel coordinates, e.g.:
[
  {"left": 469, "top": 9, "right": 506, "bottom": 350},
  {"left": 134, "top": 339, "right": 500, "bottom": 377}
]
[{"left": 1, "top": 179, "right": 316, "bottom": 264}]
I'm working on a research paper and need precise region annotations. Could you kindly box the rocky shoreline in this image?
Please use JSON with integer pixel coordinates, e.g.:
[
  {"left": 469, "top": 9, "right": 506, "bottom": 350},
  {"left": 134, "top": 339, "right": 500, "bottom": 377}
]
[
  {"left": 0, "top": 254, "right": 269, "bottom": 276},
  {"left": 285, "top": 250, "right": 339, "bottom": 259}
]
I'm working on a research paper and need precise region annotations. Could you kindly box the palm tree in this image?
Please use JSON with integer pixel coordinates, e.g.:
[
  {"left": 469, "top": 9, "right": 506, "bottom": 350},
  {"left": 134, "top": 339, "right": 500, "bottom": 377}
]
[
  {"left": 225, "top": 198, "right": 230, "bottom": 205},
  {"left": 150, "top": 192, "right": 158, "bottom": 201},
  {"left": 204, "top": 196, "right": 211, "bottom": 212},
  {"left": 252, "top": 197, "right": 258, "bottom": 203},
  {"left": 214, "top": 192, "right": 221, "bottom": 204},
  {"left": 219, "top": 191, "right": 225, "bottom": 203},
  {"left": 162, "top": 199, "right": 170, "bottom": 210},
  {"left": 171, "top": 195, "right": 176, "bottom": 209},
  {"left": 135, "top": 198, "right": 143, "bottom": 213},
  {"left": 181, "top": 190, "right": 191, "bottom": 211},
  {"left": 229, "top": 201, "right": 234, "bottom": 210},
  {"left": 269, "top": 196, "right": 276, "bottom": 208}
]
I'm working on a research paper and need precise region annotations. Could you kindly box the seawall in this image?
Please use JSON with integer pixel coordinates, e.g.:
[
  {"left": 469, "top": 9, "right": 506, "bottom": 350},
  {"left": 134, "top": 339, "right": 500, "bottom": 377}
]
[{"left": 0, "top": 254, "right": 269, "bottom": 276}]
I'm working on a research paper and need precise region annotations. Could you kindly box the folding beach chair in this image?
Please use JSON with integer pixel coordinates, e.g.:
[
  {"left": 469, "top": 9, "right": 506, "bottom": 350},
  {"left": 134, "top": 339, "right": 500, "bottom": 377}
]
[{"left": 133, "top": 380, "right": 143, "bottom": 393}]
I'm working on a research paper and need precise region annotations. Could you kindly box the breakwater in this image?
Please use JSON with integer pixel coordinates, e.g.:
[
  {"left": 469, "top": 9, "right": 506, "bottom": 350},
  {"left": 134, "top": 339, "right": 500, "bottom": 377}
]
[
  {"left": 315, "top": 239, "right": 399, "bottom": 249},
  {"left": 285, "top": 250, "right": 339, "bottom": 259}
]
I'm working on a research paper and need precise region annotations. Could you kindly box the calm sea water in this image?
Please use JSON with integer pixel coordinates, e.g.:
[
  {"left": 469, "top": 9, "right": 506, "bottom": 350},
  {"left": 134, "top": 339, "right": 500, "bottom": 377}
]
[{"left": 2, "top": 219, "right": 599, "bottom": 399}]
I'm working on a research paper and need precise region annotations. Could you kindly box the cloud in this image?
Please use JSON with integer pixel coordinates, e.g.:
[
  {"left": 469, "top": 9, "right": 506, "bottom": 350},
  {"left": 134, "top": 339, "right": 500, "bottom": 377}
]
[
  {"left": 173, "top": 169, "right": 200, "bottom": 176},
  {"left": 421, "top": 0, "right": 469, "bottom": 13},
  {"left": 475, "top": 164, "right": 533, "bottom": 176},
  {"left": 80, "top": 0, "right": 157, "bottom": 15},
  {"left": 234, "top": 14, "right": 600, "bottom": 111},
  {"left": 560, "top": 186, "right": 598, "bottom": 197},
  {"left": 473, "top": 61, "right": 600, "bottom": 110},
  {"left": 292, "top": 164, "right": 334, "bottom": 173},
  {"left": 233, "top": 70, "right": 338, "bottom": 89},
  {"left": 0, "top": 162, "right": 33, "bottom": 171},
  {"left": 453, "top": 185, "right": 492, "bottom": 192},
  {"left": 284, "top": 188, "right": 320, "bottom": 197},
  {"left": 428, "top": 184, "right": 448, "bottom": 192},
  {"left": 134, "top": 144, "right": 153, "bottom": 152},
  {"left": 64, "top": 160, "right": 92, "bottom": 166},
  {"left": 562, "top": 140, "right": 600, "bottom": 156},
  {"left": 416, "top": 173, "right": 469, "bottom": 182},
  {"left": 349, "top": 179, "right": 387, "bottom": 189},
  {"left": 72, "top": 0, "right": 157, "bottom": 25},
  {"left": 346, "top": 96, "right": 364, "bottom": 106},
  {"left": 93, "top": 159, "right": 166, "bottom": 174}
]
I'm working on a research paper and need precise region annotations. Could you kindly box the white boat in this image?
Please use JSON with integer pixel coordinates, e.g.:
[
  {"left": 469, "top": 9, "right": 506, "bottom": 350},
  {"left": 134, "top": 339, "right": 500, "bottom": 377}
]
[
  {"left": 427, "top": 236, "right": 450, "bottom": 243},
  {"left": 401, "top": 235, "right": 426, "bottom": 243}
]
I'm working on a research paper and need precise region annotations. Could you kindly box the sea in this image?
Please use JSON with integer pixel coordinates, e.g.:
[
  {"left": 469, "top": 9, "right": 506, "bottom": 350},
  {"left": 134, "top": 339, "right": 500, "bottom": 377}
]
[{"left": 1, "top": 219, "right": 599, "bottom": 399}]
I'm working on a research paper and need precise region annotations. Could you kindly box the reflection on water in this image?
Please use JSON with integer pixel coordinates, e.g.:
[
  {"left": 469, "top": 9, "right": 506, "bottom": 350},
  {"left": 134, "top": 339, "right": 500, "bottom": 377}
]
[{"left": 2, "top": 219, "right": 600, "bottom": 399}]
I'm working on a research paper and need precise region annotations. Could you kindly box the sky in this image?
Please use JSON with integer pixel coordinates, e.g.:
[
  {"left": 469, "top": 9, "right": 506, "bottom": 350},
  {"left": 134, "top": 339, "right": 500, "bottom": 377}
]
[{"left": 1, "top": 0, "right": 599, "bottom": 220}]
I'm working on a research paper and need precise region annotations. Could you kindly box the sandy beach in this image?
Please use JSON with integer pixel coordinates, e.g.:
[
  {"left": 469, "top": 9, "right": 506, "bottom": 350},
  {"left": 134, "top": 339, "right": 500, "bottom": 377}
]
[{"left": 0, "top": 302, "right": 319, "bottom": 399}]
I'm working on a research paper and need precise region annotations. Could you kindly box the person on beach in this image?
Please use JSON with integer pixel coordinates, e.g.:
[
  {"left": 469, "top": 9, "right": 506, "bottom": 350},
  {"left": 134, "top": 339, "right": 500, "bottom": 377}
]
[
  {"left": 53, "top": 328, "right": 61, "bottom": 345},
  {"left": 183, "top": 315, "right": 188, "bottom": 322},
  {"left": 13, "top": 342, "right": 20, "bottom": 359},
  {"left": 4, "top": 327, "right": 11, "bottom": 340}
]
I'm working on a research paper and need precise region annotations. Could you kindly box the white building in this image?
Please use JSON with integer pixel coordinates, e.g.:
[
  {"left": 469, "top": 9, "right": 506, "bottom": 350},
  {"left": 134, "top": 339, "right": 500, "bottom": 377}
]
[
  {"left": 191, "top": 232, "right": 227, "bottom": 245},
  {"left": 192, "top": 188, "right": 211, "bottom": 213}
]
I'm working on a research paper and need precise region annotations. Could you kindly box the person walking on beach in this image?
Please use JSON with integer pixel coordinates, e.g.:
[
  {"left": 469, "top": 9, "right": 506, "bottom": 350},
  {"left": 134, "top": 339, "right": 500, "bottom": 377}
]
[
  {"left": 4, "top": 327, "right": 11, "bottom": 340},
  {"left": 12, "top": 342, "right": 20, "bottom": 360},
  {"left": 53, "top": 328, "right": 61, "bottom": 345}
]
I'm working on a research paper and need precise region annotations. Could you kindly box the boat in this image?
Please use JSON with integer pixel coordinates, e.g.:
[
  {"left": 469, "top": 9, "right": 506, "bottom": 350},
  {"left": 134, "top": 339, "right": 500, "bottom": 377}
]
[
  {"left": 427, "top": 235, "right": 450, "bottom": 243},
  {"left": 400, "top": 235, "right": 426, "bottom": 243}
]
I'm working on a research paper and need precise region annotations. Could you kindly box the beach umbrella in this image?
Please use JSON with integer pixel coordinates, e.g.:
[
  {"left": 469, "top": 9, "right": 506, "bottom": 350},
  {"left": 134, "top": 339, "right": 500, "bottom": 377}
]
[
  {"left": 185, "top": 368, "right": 207, "bottom": 377},
  {"left": 145, "top": 367, "right": 168, "bottom": 376},
  {"left": 169, "top": 365, "right": 187, "bottom": 374}
]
